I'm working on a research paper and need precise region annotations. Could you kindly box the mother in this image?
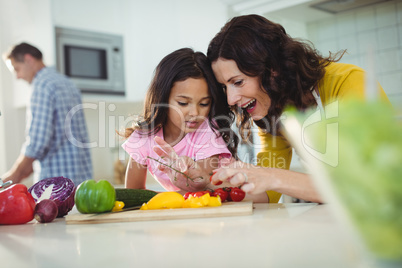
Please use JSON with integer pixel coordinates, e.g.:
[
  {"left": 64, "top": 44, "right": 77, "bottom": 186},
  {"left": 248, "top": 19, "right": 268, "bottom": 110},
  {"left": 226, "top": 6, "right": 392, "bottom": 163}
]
[{"left": 207, "top": 14, "right": 390, "bottom": 203}]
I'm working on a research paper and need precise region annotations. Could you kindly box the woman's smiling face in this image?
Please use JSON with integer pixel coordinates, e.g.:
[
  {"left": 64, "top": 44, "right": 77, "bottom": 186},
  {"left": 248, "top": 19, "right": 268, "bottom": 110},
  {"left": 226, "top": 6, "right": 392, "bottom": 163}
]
[{"left": 211, "top": 58, "right": 271, "bottom": 121}]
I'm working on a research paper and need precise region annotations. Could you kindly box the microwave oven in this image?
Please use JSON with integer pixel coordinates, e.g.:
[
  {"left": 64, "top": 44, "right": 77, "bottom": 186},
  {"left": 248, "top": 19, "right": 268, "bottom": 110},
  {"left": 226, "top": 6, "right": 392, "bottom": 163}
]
[{"left": 55, "top": 27, "right": 125, "bottom": 95}]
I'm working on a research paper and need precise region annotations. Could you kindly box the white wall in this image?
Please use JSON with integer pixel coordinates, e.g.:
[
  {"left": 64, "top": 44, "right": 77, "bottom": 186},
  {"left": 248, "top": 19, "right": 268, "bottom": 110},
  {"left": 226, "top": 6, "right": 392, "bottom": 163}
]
[
  {"left": 0, "top": 0, "right": 53, "bottom": 186},
  {"left": 51, "top": 0, "right": 227, "bottom": 103},
  {"left": 124, "top": 0, "right": 228, "bottom": 102}
]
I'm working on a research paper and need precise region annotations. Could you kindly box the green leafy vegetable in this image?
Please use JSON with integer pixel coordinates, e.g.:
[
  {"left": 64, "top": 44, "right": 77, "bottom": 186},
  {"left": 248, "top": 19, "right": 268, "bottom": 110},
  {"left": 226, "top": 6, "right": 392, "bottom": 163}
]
[{"left": 285, "top": 99, "right": 402, "bottom": 261}]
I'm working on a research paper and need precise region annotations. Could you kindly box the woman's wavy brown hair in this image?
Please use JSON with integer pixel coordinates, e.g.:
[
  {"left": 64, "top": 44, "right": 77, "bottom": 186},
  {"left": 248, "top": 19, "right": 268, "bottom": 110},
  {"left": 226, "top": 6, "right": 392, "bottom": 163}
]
[
  {"left": 207, "top": 14, "right": 345, "bottom": 138},
  {"left": 120, "top": 48, "right": 239, "bottom": 157}
]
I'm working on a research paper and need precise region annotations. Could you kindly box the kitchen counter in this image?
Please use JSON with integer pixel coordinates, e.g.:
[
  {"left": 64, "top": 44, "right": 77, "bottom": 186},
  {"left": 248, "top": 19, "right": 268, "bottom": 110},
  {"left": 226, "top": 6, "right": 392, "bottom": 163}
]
[{"left": 1, "top": 203, "right": 371, "bottom": 268}]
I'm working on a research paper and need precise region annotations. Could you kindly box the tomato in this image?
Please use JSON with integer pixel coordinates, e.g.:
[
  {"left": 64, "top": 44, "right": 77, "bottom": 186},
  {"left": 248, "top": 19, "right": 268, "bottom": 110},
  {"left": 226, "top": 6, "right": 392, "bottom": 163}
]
[
  {"left": 183, "top": 192, "right": 194, "bottom": 200},
  {"left": 212, "top": 188, "right": 228, "bottom": 202},
  {"left": 209, "top": 172, "right": 222, "bottom": 186},
  {"left": 223, "top": 187, "right": 233, "bottom": 201},
  {"left": 230, "top": 187, "right": 246, "bottom": 202}
]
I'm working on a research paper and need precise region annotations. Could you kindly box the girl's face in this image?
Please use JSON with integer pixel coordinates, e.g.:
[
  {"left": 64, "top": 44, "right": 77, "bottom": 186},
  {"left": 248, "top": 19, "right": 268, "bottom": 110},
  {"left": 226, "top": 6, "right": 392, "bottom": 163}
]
[
  {"left": 211, "top": 58, "right": 271, "bottom": 121},
  {"left": 165, "top": 78, "right": 211, "bottom": 138}
]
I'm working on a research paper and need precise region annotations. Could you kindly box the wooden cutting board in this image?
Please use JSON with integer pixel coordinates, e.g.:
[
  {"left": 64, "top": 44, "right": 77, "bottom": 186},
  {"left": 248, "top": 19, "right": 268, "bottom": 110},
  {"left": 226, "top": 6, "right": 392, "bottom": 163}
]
[{"left": 65, "top": 201, "right": 253, "bottom": 225}]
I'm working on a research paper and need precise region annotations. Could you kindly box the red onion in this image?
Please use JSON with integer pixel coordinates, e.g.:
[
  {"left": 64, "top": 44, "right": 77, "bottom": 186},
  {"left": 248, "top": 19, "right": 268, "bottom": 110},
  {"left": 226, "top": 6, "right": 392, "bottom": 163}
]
[{"left": 34, "top": 199, "right": 58, "bottom": 223}]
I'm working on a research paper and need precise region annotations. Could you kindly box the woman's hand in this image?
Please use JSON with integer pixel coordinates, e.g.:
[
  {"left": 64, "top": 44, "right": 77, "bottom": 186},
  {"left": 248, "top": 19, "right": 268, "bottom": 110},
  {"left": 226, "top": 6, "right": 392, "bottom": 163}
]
[
  {"left": 152, "top": 136, "right": 210, "bottom": 192},
  {"left": 212, "top": 160, "right": 323, "bottom": 203},
  {"left": 211, "top": 160, "right": 274, "bottom": 195}
]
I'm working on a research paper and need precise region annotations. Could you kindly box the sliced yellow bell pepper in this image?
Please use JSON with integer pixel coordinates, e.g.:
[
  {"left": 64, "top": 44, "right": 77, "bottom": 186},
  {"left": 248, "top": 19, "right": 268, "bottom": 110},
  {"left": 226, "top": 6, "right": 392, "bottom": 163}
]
[
  {"left": 140, "top": 192, "right": 184, "bottom": 210},
  {"left": 140, "top": 192, "right": 222, "bottom": 210},
  {"left": 111, "top": 201, "right": 125, "bottom": 212},
  {"left": 208, "top": 196, "right": 222, "bottom": 207}
]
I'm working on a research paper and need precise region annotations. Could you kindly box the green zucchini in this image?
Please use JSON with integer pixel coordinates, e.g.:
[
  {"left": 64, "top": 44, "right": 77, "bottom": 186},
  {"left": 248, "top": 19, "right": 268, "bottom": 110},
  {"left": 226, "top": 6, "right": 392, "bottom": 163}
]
[{"left": 115, "top": 188, "right": 158, "bottom": 208}]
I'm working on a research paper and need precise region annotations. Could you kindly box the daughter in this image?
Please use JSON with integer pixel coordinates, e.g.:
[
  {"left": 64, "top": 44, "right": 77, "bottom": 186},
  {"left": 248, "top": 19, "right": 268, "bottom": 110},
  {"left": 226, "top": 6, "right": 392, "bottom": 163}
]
[{"left": 121, "top": 48, "right": 238, "bottom": 192}]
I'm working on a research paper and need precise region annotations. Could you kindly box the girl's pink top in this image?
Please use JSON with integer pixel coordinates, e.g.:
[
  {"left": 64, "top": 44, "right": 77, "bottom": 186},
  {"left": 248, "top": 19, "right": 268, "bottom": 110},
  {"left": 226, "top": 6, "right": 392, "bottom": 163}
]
[{"left": 122, "top": 120, "right": 231, "bottom": 191}]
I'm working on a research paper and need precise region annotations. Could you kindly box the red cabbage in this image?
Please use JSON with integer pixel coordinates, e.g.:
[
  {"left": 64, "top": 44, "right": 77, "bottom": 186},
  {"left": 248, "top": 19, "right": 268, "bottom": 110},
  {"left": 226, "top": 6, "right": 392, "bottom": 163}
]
[{"left": 28, "top": 176, "right": 75, "bottom": 217}]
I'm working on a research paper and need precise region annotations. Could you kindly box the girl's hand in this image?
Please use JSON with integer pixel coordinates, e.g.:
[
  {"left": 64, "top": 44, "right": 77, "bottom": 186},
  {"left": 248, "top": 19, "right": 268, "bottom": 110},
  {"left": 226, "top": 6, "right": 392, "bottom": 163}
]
[
  {"left": 152, "top": 137, "right": 209, "bottom": 192},
  {"left": 152, "top": 136, "right": 194, "bottom": 174}
]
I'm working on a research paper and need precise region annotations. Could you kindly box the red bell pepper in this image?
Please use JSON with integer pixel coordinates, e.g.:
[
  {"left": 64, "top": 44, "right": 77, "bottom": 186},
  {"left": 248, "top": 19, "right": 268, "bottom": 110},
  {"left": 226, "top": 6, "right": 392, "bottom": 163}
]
[{"left": 0, "top": 184, "right": 36, "bottom": 225}]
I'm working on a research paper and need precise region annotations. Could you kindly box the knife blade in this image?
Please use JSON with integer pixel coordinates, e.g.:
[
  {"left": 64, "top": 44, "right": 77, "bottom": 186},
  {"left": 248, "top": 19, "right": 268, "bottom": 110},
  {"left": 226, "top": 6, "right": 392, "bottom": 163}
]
[
  {"left": 88, "top": 205, "right": 142, "bottom": 217},
  {"left": 111, "top": 205, "right": 142, "bottom": 213}
]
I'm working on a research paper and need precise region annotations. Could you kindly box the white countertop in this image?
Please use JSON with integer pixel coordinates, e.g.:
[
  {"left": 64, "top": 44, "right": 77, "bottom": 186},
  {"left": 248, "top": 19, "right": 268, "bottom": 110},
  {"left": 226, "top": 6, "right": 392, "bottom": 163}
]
[{"left": 0, "top": 203, "right": 373, "bottom": 268}]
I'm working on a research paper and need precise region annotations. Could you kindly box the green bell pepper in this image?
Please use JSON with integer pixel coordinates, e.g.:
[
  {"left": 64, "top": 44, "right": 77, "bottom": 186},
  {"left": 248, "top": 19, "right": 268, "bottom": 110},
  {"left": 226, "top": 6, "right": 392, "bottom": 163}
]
[{"left": 75, "top": 179, "right": 116, "bottom": 214}]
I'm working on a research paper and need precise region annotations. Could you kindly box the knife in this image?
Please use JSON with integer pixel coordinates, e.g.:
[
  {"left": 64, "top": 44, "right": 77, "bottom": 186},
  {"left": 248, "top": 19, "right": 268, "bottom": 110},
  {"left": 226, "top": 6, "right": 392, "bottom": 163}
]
[
  {"left": 111, "top": 205, "right": 142, "bottom": 213},
  {"left": 88, "top": 205, "right": 142, "bottom": 217}
]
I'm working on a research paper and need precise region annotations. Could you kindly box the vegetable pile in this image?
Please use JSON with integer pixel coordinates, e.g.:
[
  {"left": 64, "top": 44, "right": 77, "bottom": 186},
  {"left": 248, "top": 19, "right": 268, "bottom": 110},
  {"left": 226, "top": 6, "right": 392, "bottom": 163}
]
[
  {"left": 140, "top": 187, "right": 246, "bottom": 210},
  {"left": 1, "top": 177, "right": 245, "bottom": 224},
  {"left": 1, "top": 176, "right": 76, "bottom": 225},
  {"left": 29, "top": 176, "right": 75, "bottom": 218},
  {"left": 184, "top": 187, "right": 246, "bottom": 202}
]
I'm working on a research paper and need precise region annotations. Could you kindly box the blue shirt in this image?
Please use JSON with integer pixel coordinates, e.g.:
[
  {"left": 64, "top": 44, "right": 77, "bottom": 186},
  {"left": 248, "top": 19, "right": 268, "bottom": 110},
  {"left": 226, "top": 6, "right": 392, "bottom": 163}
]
[{"left": 23, "top": 67, "right": 92, "bottom": 185}]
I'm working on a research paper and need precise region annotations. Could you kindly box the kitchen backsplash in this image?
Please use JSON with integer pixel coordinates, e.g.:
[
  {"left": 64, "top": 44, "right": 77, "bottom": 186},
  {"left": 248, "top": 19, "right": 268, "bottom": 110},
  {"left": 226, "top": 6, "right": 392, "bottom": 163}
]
[{"left": 306, "top": 0, "right": 402, "bottom": 113}]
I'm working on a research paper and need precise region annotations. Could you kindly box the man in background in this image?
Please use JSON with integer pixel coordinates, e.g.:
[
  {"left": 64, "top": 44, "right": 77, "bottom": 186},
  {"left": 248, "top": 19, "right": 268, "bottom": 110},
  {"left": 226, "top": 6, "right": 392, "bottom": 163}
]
[{"left": 2, "top": 42, "right": 92, "bottom": 185}]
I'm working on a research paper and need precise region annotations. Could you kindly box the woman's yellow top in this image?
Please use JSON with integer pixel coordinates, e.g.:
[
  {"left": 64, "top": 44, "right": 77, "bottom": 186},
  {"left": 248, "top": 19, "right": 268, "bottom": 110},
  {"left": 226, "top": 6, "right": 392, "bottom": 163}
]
[{"left": 258, "top": 62, "right": 390, "bottom": 203}]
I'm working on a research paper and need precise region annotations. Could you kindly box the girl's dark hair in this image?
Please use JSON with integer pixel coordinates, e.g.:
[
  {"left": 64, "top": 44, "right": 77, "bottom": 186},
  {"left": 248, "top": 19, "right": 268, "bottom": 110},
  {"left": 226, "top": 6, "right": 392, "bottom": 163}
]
[
  {"left": 122, "top": 47, "right": 238, "bottom": 157},
  {"left": 5, "top": 42, "right": 43, "bottom": 62},
  {"left": 207, "top": 14, "right": 345, "bottom": 138}
]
